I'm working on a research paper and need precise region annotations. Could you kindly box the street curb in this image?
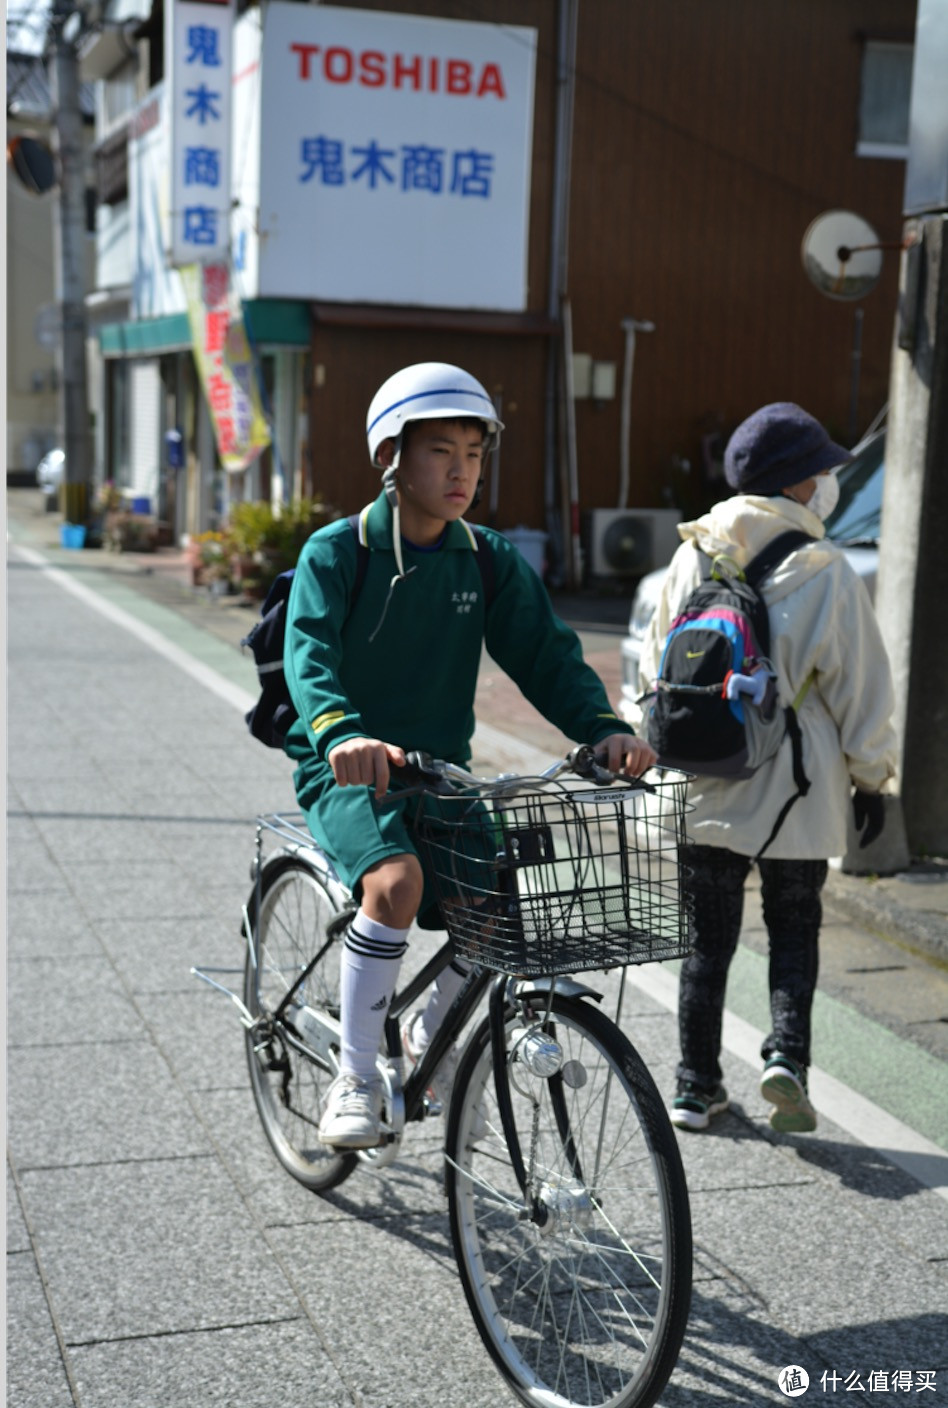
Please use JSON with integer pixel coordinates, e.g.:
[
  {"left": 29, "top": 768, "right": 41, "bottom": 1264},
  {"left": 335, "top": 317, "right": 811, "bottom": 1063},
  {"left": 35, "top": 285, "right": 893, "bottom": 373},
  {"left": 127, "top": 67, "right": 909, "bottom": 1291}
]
[{"left": 823, "top": 870, "right": 948, "bottom": 965}]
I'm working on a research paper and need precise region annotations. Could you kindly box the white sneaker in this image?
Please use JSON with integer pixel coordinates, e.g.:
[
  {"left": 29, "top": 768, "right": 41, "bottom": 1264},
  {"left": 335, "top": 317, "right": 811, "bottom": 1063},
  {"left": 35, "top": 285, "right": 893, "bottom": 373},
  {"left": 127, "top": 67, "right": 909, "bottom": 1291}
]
[
  {"left": 401, "top": 1010, "right": 458, "bottom": 1111},
  {"left": 318, "top": 1073, "right": 383, "bottom": 1149}
]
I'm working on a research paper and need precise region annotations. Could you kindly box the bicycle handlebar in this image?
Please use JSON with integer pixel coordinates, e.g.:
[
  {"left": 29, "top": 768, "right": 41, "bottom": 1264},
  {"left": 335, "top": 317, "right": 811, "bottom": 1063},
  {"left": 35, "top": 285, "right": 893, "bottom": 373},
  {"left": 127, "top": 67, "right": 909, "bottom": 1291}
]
[{"left": 387, "top": 745, "right": 657, "bottom": 801}]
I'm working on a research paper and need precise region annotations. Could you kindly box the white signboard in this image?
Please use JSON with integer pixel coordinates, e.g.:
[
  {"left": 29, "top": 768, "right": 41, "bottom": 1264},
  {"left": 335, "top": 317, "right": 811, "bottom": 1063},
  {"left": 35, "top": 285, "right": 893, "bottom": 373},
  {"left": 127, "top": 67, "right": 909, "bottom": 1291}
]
[
  {"left": 167, "top": 0, "right": 234, "bottom": 265},
  {"left": 128, "top": 84, "right": 186, "bottom": 317},
  {"left": 255, "top": 4, "right": 536, "bottom": 310}
]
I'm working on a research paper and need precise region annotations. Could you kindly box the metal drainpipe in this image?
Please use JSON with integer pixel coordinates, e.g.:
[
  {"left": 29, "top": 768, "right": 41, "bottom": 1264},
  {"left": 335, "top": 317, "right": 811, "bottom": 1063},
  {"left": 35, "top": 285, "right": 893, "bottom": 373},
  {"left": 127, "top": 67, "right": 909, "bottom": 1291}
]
[{"left": 544, "top": 0, "right": 578, "bottom": 587}]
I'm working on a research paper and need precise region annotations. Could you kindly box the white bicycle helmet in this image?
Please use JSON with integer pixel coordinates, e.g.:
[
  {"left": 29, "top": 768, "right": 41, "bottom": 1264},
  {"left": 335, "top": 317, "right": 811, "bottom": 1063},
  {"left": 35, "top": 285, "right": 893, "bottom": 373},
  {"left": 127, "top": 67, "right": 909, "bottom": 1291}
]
[{"left": 366, "top": 362, "right": 503, "bottom": 467}]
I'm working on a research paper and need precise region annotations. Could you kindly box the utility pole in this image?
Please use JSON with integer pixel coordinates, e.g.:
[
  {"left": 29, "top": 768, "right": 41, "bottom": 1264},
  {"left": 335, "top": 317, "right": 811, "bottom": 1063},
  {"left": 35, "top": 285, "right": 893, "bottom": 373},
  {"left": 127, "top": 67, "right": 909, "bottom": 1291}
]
[
  {"left": 49, "top": 0, "right": 92, "bottom": 525},
  {"left": 872, "top": 0, "right": 948, "bottom": 863}
]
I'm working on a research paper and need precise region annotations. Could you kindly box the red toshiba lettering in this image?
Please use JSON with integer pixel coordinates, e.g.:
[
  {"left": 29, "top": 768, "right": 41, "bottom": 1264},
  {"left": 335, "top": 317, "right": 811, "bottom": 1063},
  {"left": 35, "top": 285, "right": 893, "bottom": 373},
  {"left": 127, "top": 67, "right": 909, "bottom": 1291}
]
[
  {"left": 478, "top": 62, "right": 506, "bottom": 98},
  {"left": 324, "top": 46, "right": 353, "bottom": 82},
  {"left": 446, "top": 59, "right": 472, "bottom": 95},
  {"left": 359, "top": 50, "right": 386, "bottom": 87},
  {"left": 392, "top": 53, "right": 423, "bottom": 90},
  {"left": 291, "top": 42, "right": 320, "bottom": 80},
  {"left": 291, "top": 44, "right": 506, "bottom": 96}
]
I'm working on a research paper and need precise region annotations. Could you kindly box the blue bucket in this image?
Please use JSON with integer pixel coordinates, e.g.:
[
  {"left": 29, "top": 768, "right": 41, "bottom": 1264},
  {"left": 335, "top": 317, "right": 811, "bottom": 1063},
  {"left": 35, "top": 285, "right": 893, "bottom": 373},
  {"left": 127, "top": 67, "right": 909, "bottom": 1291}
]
[{"left": 60, "top": 523, "right": 87, "bottom": 550}]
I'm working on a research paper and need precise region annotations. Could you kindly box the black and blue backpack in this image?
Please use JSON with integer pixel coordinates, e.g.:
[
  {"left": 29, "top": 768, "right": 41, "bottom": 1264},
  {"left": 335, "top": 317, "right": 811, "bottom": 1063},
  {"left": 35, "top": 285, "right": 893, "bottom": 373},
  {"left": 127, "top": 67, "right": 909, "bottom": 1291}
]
[
  {"left": 642, "top": 529, "right": 816, "bottom": 856},
  {"left": 241, "top": 514, "right": 496, "bottom": 749}
]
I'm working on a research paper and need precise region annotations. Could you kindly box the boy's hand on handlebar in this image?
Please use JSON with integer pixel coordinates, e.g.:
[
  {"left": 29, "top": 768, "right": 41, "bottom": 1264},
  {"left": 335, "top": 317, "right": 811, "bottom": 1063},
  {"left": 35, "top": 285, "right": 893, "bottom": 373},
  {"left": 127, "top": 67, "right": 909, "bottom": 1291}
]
[
  {"left": 328, "top": 737, "right": 407, "bottom": 799},
  {"left": 596, "top": 732, "right": 657, "bottom": 778}
]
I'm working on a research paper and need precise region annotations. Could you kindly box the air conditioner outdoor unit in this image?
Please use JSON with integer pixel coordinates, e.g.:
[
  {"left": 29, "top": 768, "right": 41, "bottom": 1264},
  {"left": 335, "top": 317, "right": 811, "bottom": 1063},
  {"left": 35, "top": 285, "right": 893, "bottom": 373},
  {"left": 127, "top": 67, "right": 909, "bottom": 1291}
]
[{"left": 583, "top": 508, "right": 682, "bottom": 579}]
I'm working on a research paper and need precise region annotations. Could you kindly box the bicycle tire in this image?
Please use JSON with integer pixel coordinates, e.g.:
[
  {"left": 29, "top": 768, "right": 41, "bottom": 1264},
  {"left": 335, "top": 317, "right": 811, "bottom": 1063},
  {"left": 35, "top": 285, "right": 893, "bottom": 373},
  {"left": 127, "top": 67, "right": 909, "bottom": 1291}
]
[
  {"left": 445, "top": 993, "right": 692, "bottom": 1408},
  {"left": 244, "top": 854, "right": 357, "bottom": 1193}
]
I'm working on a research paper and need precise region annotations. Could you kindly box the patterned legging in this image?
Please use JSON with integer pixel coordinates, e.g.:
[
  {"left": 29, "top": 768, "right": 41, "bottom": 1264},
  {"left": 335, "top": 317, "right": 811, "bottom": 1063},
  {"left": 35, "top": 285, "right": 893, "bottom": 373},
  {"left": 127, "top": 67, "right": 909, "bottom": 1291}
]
[{"left": 676, "top": 843, "right": 828, "bottom": 1090}]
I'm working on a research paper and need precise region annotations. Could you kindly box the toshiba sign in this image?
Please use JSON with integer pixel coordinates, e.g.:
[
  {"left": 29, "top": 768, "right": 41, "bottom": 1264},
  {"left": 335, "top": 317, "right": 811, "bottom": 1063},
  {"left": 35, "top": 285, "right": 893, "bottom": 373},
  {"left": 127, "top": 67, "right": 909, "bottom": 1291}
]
[
  {"left": 288, "top": 43, "right": 508, "bottom": 97},
  {"left": 233, "top": 4, "right": 537, "bottom": 309}
]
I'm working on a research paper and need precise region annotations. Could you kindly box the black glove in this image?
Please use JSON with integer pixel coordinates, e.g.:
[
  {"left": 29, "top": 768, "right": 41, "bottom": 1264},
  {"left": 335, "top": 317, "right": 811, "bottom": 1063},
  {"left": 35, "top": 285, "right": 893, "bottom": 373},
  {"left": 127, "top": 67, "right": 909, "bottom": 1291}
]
[{"left": 852, "top": 789, "right": 885, "bottom": 849}]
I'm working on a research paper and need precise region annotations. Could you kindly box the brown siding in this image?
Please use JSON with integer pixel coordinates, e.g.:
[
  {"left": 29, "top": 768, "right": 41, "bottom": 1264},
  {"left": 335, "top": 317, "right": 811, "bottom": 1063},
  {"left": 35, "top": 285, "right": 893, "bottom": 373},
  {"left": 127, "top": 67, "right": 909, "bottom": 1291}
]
[{"left": 301, "top": 0, "right": 914, "bottom": 549}]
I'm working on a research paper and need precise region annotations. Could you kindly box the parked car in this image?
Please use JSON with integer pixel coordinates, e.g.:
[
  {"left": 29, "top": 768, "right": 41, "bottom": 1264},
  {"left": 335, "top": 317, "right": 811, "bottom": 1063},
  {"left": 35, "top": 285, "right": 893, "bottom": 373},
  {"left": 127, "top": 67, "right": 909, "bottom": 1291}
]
[
  {"left": 618, "top": 427, "right": 886, "bottom": 719},
  {"left": 36, "top": 447, "right": 65, "bottom": 510}
]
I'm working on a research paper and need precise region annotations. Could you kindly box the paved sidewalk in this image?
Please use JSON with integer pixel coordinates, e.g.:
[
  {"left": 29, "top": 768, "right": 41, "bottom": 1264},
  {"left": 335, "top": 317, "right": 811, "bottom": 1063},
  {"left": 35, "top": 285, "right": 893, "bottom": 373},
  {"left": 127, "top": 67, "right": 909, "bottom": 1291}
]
[
  {"left": 6, "top": 489, "right": 948, "bottom": 1408},
  {"left": 8, "top": 488, "right": 947, "bottom": 967}
]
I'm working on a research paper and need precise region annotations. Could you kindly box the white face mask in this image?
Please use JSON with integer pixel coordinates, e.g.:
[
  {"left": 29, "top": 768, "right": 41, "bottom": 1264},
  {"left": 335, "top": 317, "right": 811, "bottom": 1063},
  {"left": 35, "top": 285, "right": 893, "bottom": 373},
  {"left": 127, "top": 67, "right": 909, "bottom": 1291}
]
[{"left": 806, "top": 473, "right": 839, "bottom": 520}]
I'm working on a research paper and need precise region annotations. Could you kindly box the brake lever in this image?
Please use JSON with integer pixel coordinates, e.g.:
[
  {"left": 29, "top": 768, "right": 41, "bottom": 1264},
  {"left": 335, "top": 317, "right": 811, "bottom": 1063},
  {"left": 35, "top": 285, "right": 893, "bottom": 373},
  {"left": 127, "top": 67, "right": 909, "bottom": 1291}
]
[
  {"left": 381, "top": 750, "right": 458, "bottom": 800},
  {"left": 568, "top": 744, "right": 657, "bottom": 794}
]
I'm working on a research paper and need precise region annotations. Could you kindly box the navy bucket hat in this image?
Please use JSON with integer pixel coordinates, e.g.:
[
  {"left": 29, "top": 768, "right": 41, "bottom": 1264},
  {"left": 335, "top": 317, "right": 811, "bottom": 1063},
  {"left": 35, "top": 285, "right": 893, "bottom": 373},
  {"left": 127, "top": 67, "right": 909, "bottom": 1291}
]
[{"left": 724, "top": 402, "right": 852, "bottom": 495}]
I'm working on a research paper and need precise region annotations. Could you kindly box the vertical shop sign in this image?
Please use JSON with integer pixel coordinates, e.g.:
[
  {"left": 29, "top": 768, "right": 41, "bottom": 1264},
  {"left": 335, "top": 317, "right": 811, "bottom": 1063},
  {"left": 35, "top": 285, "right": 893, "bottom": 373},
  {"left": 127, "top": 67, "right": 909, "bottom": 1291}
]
[
  {"left": 167, "top": 0, "right": 233, "bottom": 265},
  {"left": 182, "top": 262, "right": 270, "bottom": 470}
]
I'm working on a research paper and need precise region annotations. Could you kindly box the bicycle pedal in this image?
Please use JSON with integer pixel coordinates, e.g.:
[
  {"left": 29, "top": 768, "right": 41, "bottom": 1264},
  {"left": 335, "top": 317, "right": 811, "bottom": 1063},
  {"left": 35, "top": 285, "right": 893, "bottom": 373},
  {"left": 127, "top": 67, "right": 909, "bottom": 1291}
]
[{"left": 326, "top": 906, "right": 358, "bottom": 940}]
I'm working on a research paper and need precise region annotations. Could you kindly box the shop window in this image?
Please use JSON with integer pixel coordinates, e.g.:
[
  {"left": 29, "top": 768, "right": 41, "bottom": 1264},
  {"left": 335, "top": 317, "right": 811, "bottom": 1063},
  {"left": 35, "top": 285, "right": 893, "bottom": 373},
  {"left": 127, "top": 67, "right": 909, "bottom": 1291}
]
[{"left": 857, "top": 41, "right": 913, "bottom": 159}]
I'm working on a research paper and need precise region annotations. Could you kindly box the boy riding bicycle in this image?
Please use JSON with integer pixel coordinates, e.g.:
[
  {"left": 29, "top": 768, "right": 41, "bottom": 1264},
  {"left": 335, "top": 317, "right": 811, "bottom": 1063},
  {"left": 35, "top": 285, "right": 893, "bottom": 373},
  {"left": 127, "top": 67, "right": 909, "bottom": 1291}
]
[{"left": 282, "top": 361, "right": 655, "bottom": 1148}]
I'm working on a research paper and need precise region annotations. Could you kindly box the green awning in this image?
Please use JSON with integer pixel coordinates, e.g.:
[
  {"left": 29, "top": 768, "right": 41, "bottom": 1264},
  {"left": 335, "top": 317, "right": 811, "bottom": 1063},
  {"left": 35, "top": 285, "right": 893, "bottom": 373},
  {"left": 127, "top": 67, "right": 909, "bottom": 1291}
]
[{"left": 99, "top": 300, "right": 311, "bottom": 357}]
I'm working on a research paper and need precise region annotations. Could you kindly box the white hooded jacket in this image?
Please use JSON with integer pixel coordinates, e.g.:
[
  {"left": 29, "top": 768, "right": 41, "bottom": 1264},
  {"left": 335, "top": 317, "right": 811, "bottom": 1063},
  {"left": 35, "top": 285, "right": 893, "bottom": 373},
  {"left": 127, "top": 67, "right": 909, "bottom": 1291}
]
[{"left": 634, "top": 492, "right": 897, "bottom": 859}]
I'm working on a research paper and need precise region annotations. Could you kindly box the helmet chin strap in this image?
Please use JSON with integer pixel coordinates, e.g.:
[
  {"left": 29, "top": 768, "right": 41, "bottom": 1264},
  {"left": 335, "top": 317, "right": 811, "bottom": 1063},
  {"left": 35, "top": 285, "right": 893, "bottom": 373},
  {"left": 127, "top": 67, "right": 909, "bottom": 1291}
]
[
  {"left": 381, "top": 461, "right": 406, "bottom": 581},
  {"left": 369, "top": 456, "right": 415, "bottom": 643}
]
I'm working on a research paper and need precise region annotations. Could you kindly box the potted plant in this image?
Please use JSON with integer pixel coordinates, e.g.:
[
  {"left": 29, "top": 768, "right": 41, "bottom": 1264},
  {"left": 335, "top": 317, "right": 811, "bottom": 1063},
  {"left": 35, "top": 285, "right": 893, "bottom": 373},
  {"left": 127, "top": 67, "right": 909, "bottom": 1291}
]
[
  {"left": 187, "top": 530, "right": 234, "bottom": 589},
  {"left": 226, "top": 498, "right": 338, "bottom": 599}
]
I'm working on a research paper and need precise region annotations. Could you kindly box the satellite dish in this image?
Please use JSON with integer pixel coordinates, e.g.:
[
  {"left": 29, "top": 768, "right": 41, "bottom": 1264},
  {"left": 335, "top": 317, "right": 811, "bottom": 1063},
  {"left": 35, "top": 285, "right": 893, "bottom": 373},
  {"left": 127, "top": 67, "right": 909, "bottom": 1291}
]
[
  {"left": 801, "top": 210, "right": 883, "bottom": 301},
  {"left": 7, "top": 135, "right": 57, "bottom": 195}
]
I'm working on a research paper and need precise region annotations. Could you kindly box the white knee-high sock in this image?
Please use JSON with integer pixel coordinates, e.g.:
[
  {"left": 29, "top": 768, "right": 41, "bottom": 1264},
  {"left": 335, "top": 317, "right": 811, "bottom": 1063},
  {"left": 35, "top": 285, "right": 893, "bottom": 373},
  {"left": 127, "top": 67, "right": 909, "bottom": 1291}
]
[
  {"left": 417, "top": 958, "right": 471, "bottom": 1048},
  {"left": 340, "top": 910, "right": 409, "bottom": 1080}
]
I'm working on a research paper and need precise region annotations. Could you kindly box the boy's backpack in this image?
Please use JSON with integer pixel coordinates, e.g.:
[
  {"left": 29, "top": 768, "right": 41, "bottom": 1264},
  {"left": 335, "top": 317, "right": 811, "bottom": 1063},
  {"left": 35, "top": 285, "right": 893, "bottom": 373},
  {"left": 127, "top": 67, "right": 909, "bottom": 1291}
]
[
  {"left": 642, "top": 529, "right": 816, "bottom": 858},
  {"left": 241, "top": 514, "right": 496, "bottom": 749}
]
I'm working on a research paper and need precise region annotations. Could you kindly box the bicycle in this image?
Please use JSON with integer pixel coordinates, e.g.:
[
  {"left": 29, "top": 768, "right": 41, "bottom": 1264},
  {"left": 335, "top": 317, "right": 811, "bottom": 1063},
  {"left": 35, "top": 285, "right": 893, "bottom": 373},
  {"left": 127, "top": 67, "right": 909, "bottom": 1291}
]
[{"left": 194, "top": 745, "right": 694, "bottom": 1408}]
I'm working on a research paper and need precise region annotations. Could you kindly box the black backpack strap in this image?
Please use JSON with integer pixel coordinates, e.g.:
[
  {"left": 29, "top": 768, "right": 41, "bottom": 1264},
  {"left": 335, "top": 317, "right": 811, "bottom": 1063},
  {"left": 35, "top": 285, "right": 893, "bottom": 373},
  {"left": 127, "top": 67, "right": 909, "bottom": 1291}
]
[
  {"left": 743, "top": 531, "right": 815, "bottom": 860},
  {"left": 348, "top": 512, "right": 371, "bottom": 608},
  {"left": 469, "top": 524, "right": 496, "bottom": 608},
  {"left": 744, "top": 530, "right": 814, "bottom": 590},
  {"left": 753, "top": 704, "right": 812, "bottom": 862}
]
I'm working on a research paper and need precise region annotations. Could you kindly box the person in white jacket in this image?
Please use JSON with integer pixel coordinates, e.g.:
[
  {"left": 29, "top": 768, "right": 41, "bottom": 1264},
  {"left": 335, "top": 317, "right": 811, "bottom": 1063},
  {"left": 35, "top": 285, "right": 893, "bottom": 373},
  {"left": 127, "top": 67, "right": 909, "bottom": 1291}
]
[{"left": 635, "top": 402, "right": 897, "bottom": 1134}]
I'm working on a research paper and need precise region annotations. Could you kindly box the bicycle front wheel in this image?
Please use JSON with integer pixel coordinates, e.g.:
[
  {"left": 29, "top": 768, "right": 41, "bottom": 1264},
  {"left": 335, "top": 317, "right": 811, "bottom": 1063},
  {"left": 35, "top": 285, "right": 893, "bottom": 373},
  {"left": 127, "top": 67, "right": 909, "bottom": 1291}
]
[
  {"left": 446, "top": 993, "right": 691, "bottom": 1408},
  {"left": 244, "top": 855, "right": 357, "bottom": 1193}
]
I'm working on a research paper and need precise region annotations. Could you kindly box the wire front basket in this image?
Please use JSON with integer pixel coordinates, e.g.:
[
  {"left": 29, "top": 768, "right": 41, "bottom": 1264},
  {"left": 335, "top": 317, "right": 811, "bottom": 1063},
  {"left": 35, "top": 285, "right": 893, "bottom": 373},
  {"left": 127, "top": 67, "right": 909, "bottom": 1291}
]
[{"left": 411, "top": 773, "right": 693, "bottom": 976}]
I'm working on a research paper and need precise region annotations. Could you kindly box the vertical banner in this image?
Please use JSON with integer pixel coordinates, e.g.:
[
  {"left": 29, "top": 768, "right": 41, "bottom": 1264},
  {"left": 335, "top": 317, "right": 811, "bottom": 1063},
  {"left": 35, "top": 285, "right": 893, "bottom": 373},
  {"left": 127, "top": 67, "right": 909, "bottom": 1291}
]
[
  {"left": 167, "top": 0, "right": 233, "bottom": 265},
  {"left": 182, "top": 262, "right": 270, "bottom": 471}
]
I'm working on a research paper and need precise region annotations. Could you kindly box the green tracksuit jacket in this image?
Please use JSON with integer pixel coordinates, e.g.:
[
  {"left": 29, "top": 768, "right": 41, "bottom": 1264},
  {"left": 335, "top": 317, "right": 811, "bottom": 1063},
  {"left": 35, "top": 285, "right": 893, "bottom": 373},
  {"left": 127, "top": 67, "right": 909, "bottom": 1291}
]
[{"left": 283, "top": 492, "right": 632, "bottom": 791}]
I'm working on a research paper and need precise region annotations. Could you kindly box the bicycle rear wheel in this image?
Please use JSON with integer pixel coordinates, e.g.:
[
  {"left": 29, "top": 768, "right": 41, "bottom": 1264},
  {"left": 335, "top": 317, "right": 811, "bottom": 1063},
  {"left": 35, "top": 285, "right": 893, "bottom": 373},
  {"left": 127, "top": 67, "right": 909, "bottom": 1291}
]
[
  {"left": 244, "top": 855, "right": 357, "bottom": 1193},
  {"left": 445, "top": 993, "right": 691, "bottom": 1408}
]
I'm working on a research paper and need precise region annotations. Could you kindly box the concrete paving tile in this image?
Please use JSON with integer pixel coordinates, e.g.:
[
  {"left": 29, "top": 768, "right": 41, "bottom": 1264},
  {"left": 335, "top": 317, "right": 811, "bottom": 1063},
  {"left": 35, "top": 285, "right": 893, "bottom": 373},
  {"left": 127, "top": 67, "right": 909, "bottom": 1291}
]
[
  {"left": 4, "top": 895, "right": 102, "bottom": 958},
  {"left": 69, "top": 1320, "right": 353, "bottom": 1408},
  {"left": 266, "top": 1214, "right": 503, "bottom": 1408},
  {"left": 6, "top": 1253, "right": 76, "bottom": 1408},
  {"left": 7, "top": 751, "right": 105, "bottom": 784},
  {"left": 19, "top": 1159, "right": 301, "bottom": 1344},
  {"left": 7, "top": 1168, "right": 33, "bottom": 1254},
  {"left": 93, "top": 916, "right": 243, "bottom": 995},
  {"left": 27, "top": 816, "right": 149, "bottom": 864},
  {"left": 7, "top": 1039, "right": 213, "bottom": 1170},
  {"left": 55, "top": 861, "right": 211, "bottom": 919},
  {"left": 665, "top": 1294, "right": 837, "bottom": 1406},
  {"left": 6, "top": 952, "right": 139, "bottom": 1048},
  {"left": 142, "top": 988, "right": 249, "bottom": 1093},
  {"left": 685, "top": 1178, "right": 945, "bottom": 1349},
  {"left": 806, "top": 1312, "right": 948, "bottom": 1395}
]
